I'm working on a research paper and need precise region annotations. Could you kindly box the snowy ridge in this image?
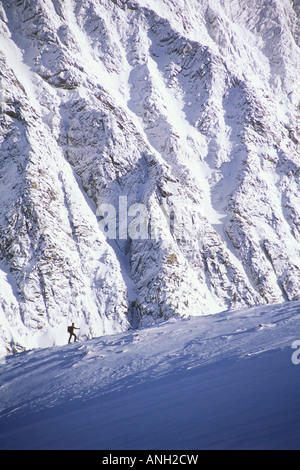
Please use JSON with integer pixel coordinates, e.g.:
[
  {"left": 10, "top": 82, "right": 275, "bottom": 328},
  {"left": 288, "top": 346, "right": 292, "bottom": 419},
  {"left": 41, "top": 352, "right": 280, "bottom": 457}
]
[
  {"left": 0, "top": 0, "right": 300, "bottom": 355},
  {"left": 0, "top": 301, "right": 300, "bottom": 449}
]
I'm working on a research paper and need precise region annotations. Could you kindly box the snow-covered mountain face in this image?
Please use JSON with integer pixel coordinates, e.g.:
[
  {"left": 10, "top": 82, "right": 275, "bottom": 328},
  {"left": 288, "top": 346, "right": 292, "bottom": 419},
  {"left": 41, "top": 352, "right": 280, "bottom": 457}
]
[{"left": 0, "top": 0, "right": 299, "bottom": 356}]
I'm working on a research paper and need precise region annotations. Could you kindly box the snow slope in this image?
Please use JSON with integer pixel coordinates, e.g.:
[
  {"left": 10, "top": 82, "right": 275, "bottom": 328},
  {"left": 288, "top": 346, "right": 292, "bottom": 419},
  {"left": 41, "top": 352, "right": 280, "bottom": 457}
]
[
  {"left": 0, "top": 0, "right": 300, "bottom": 356},
  {"left": 0, "top": 301, "right": 300, "bottom": 450}
]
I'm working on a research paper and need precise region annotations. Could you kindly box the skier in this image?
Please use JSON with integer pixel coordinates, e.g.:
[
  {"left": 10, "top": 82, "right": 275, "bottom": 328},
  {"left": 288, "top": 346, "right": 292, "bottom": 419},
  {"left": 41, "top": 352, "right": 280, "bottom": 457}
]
[{"left": 68, "top": 323, "right": 79, "bottom": 343}]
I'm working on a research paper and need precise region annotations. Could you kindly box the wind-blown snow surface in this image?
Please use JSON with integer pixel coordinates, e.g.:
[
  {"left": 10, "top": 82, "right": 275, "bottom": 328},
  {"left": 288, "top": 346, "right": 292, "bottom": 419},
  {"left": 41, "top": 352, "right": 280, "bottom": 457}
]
[
  {"left": 0, "top": 301, "right": 300, "bottom": 450},
  {"left": 0, "top": 0, "right": 300, "bottom": 356}
]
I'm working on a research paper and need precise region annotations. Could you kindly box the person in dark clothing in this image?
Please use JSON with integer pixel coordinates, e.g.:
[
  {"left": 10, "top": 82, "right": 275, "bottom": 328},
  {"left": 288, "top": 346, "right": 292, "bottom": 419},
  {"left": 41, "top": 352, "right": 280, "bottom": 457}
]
[{"left": 68, "top": 323, "right": 79, "bottom": 343}]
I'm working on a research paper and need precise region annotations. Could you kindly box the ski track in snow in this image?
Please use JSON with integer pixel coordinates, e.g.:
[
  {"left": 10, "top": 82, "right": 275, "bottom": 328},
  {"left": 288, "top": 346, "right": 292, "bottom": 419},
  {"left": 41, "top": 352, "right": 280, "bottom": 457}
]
[{"left": 0, "top": 301, "right": 300, "bottom": 450}]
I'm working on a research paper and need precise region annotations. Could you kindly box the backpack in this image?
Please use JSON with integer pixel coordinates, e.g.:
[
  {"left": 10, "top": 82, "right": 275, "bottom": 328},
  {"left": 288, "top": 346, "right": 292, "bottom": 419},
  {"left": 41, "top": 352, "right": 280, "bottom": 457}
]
[{"left": 67, "top": 326, "right": 72, "bottom": 333}]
